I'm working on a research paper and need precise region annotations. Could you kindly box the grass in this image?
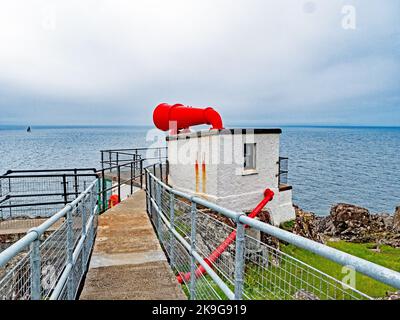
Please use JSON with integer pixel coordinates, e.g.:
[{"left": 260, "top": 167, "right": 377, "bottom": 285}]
[
  {"left": 177, "top": 241, "right": 399, "bottom": 300},
  {"left": 280, "top": 220, "right": 295, "bottom": 231},
  {"left": 281, "top": 241, "right": 400, "bottom": 298},
  {"left": 170, "top": 203, "right": 399, "bottom": 299}
]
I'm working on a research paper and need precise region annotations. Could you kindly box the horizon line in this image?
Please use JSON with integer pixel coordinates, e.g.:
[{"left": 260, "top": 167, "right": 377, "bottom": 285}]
[{"left": 1, "top": 124, "right": 400, "bottom": 129}]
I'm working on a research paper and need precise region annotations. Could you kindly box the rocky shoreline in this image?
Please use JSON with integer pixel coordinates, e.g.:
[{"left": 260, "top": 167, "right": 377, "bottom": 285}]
[
  {"left": 287, "top": 203, "right": 400, "bottom": 300},
  {"left": 291, "top": 203, "right": 400, "bottom": 248}
]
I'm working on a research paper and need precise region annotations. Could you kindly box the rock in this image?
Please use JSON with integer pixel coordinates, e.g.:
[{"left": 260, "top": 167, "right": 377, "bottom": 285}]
[
  {"left": 316, "top": 203, "right": 400, "bottom": 246},
  {"left": 292, "top": 205, "right": 323, "bottom": 243},
  {"left": 370, "top": 213, "right": 393, "bottom": 233},
  {"left": 384, "top": 291, "right": 400, "bottom": 300},
  {"left": 317, "top": 215, "right": 336, "bottom": 235},
  {"left": 393, "top": 206, "right": 400, "bottom": 232},
  {"left": 293, "top": 289, "right": 320, "bottom": 300},
  {"left": 382, "top": 233, "right": 400, "bottom": 248},
  {"left": 327, "top": 203, "right": 373, "bottom": 241},
  {"left": 330, "top": 203, "right": 370, "bottom": 231}
]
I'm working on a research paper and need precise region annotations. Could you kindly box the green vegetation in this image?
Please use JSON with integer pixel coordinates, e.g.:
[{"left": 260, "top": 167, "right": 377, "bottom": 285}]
[
  {"left": 281, "top": 241, "right": 400, "bottom": 298},
  {"left": 178, "top": 241, "right": 399, "bottom": 300},
  {"left": 171, "top": 202, "right": 399, "bottom": 299},
  {"left": 280, "top": 220, "right": 295, "bottom": 232}
]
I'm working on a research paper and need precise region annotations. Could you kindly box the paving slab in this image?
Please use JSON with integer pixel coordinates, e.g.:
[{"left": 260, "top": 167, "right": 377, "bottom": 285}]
[{"left": 80, "top": 190, "right": 186, "bottom": 300}]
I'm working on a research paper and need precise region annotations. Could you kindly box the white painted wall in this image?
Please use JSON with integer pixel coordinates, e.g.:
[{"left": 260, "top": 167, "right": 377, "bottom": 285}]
[{"left": 167, "top": 129, "right": 295, "bottom": 225}]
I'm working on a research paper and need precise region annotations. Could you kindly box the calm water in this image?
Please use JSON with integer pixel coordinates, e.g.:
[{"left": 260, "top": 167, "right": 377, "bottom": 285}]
[
  {"left": 0, "top": 125, "right": 399, "bottom": 215},
  {"left": 280, "top": 127, "right": 400, "bottom": 215}
]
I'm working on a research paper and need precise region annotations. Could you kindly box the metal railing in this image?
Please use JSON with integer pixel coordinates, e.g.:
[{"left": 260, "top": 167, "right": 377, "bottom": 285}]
[
  {"left": 0, "top": 169, "right": 97, "bottom": 221},
  {"left": 3, "top": 146, "right": 400, "bottom": 301},
  {"left": 145, "top": 165, "right": 400, "bottom": 300},
  {"left": 0, "top": 150, "right": 167, "bottom": 220},
  {"left": 0, "top": 147, "right": 167, "bottom": 300},
  {"left": 97, "top": 153, "right": 168, "bottom": 213},
  {"left": 0, "top": 179, "right": 98, "bottom": 300},
  {"left": 100, "top": 147, "right": 167, "bottom": 172}
]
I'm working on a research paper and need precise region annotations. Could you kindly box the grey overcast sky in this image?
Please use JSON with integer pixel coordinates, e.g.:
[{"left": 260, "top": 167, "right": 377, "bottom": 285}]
[{"left": 0, "top": 0, "right": 399, "bottom": 126}]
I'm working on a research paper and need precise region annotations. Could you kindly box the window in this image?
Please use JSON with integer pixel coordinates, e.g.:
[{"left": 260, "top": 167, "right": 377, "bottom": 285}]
[{"left": 244, "top": 143, "right": 256, "bottom": 170}]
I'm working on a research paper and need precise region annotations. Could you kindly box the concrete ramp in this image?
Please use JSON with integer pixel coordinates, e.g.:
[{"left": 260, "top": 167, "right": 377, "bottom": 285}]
[{"left": 80, "top": 190, "right": 186, "bottom": 300}]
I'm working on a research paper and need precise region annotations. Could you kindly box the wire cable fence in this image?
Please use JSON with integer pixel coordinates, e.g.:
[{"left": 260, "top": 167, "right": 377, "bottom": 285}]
[
  {"left": 145, "top": 166, "right": 400, "bottom": 300},
  {"left": 0, "top": 179, "right": 98, "bottom": 300}
]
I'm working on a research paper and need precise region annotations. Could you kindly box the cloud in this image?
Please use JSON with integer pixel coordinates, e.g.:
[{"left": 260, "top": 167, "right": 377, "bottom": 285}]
[{"left": 0, "top": 0, "right": 399, "bottom": 125}]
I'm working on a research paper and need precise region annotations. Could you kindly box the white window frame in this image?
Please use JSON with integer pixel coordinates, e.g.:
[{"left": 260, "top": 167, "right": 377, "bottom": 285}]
[{"left": 243, "top": 143, "right": 256, "bottom": 172}]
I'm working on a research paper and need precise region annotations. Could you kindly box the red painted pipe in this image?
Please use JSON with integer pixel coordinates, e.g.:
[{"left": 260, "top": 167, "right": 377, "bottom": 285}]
[
  {"left": 176, "top": 189, "right": 274, "bottom": 284},
  {"left": 153, "top": 103, "right": 224, "bottom": 133}
]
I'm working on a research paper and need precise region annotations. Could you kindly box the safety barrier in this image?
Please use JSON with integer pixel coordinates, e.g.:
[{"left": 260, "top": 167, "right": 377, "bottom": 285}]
[
  {"left": 0, "top": 169, "right": 97, "bottom": 221},
  {"left": 145, "top": 166, "right": 400, "bottom": 300},
  {"left": 0, "top": 180, "right": 98, "bottom": 300}
]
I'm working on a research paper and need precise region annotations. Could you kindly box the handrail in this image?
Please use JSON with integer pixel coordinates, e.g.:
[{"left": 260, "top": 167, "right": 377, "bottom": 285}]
[
  {"left": 100, "top": 147, "right": 167, "bottom": 153},
  {"left": 3, "top": 168, "right": 97, "bottom": 174},
  {"left": 1, "top": 168, "right": 97, "bottom": 179},
  {"left": 0, "top": 173, "right": 98, "bottom": 179},
  {"left": 96, "top": 156, "right": 166, "bottom": 173},
  {"left": 49, "top": 204, "right": 97, "bottom": 300},
  {"left": 0, "top": 180, "right": 97, "bottom": 268},
  {"left": 145, "top": 166, "right": 400, "bottom": 291},
  {"left": 239, "top": 216, "right": 400, "bottom": 290},
  {"left": 149, "top": 196, "right": 235, "bottom": 299}
]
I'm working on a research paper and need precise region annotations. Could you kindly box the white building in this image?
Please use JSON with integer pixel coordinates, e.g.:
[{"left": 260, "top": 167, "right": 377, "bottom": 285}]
[{"left": 166, "top": 128, "right": 295, "bottom": 226}]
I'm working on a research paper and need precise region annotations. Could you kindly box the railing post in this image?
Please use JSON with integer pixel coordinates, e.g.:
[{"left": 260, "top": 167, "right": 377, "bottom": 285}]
[
  {"left": 117, "top": 165, "right": 121, "bottom": 203},
  {"left": 62, "top": 174, "right": 68, "bottom": 205},
  {"left": 159, "top": 163, "right": 163, "bottom": 182},
  {"left": 90, "top": 186, "right": 96, "bottom": 244},
  {"left": 190, "top": 201, "right": 197, "bottom": 300},
  {"left": 169, "top": 192, "right": 175, "bottom": 267},
  {"left": 156, "top": 183, "right": 162, "bottom": 240},
  {"left": 73, "top": 169, "right": 78, "bottom": 198},
  {"left": 30, "top": 238, "right": 41, "bottom": 300},
  {"left": 144, "top": 170, "right": 148, "bottom": 213},
  {"left": 150, "top": 174, "right": 154, "bottom": 220},
  {"left": 81, "top": 187, "right": 87, "bottom": 269},
  {"left": 234, "top": 221, "right": 246, "bottom": 300},
  {"left": 109, "top": 152, "right": 112, "bottom": 172},
  {"left": 133, "top": 155, "right": 136, "bottom": 179},
  {"left": 101, "top": 169, "right": 106, "bottom": 213},
  {"left": 166, "top": 159, "right": 169, "bottom": 185},
  {"left": 140, "top": 160, "right": 143, "bottom": 189},
  {"left": 101, "top": 151, "right": 104, "bottom": 170},
  {"left": 66, "top": 206, "right": 74, "bottom": 300},
  {"left": 149, "top": 172, "right": 152, "bottom": 205},
  {"left": 8, "top": 177, "right": 11, "bottom": 219},
  {"left": 130, "top": 162, "right": 134, "bottom": 195}
]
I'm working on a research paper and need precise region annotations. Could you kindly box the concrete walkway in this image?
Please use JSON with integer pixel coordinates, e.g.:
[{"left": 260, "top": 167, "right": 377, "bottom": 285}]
[{"left": 80, "top": 190, "right": 186, "bottom": 300}]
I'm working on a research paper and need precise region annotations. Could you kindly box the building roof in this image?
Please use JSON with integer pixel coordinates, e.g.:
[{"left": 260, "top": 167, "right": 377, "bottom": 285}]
[{"left": 166, "top": 128, "right": 282, "bottom": 141}]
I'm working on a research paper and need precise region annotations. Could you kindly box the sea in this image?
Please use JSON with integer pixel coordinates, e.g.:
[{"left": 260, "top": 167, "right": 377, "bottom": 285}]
[{"left": 0, "top": 125, "right": 399, "bottom": 216}]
